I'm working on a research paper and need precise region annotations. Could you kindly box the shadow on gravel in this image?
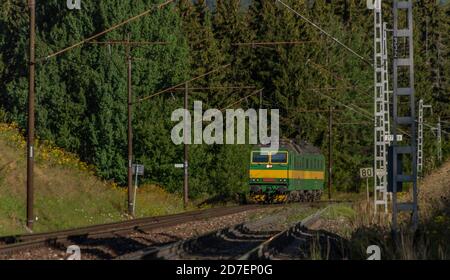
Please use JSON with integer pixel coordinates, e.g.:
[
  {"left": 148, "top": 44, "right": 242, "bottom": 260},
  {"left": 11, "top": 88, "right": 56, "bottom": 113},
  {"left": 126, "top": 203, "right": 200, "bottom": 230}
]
[
  {"left": 143, "top": 224, "right": 280, "bottom": 260},
  {"left": 290, "top": 227, "right": 351, "bottom": 260},
  {"left": 46, "top": 233, "right": 182, "bottom": 259},
  {"left": 245, "top": 227, "right": 351, "bottom": 260}
]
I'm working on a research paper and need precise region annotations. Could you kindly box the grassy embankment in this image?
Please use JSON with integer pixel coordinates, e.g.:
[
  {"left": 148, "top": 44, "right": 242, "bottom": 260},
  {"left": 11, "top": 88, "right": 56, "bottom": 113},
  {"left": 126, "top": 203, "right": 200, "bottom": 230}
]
[
  {"left": 0, "top": 122, "right": 196, "bottom": 236},
  {"left": 320, "top": 161, "right": 450, "bottom": 259}
]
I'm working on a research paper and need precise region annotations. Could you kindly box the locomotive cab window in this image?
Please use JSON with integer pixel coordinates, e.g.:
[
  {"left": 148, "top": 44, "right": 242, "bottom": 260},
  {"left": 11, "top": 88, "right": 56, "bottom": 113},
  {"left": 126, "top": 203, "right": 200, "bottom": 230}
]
[
  {"left": 252, "top": 152, "right": 269, "bottom": 163},
  {"left": 270, "top": 152, "right": 288, "bottom": 164}
]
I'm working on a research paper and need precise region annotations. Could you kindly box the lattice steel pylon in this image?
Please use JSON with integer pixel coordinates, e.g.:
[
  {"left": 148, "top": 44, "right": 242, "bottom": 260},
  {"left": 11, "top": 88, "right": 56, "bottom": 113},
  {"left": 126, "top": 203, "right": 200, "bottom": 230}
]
[
  {"left": 417, "top": 100, "right": 424, "bottom": 175},
  {"left": 369, "top": 0, "right": 389, "bottom": 213},
  {"left": 417, "top": 100, "right": 432, "bottom": 176},
  {"left": 382, "top": 22, "right": 391, "bottom": 143},
  {"left": 390, "top": 0, "right": 418, "bottom": 231}
]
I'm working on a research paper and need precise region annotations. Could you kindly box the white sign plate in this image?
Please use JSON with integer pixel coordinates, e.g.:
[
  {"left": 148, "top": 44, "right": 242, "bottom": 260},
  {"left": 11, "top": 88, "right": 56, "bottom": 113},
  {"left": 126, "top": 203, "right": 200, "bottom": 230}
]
[
  {"left": 384, "top": 134, "right": 403, "bottom": 142},
  {"left": 360, "top": 168, "right": 374, "bottom": 178}
]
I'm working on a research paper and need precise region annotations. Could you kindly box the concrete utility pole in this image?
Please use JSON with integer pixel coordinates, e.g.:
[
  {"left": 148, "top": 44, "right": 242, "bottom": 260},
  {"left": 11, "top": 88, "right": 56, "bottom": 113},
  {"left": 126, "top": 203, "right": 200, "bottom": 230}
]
[{"left": 27, "top": 0, "right": 36, "bottom": 230}]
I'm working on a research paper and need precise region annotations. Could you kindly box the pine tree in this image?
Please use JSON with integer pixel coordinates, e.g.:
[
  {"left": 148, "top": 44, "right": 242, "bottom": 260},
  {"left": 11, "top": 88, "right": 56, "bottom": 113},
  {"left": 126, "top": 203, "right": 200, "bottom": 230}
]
[{"left": 1, "top": 0, "right": 190, "bottom": 184}]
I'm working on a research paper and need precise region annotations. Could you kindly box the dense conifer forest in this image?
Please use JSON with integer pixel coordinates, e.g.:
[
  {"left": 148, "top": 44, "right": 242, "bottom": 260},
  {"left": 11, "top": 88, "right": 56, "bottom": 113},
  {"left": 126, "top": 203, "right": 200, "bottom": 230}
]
[{"left": 0, "top": 0, "right": 448, "bottom": 198}]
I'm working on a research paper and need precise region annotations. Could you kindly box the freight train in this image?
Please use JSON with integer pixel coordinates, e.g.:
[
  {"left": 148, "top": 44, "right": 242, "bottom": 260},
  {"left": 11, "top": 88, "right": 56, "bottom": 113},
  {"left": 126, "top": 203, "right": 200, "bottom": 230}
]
[{"left": 249, "top": 139, "right": 325, "bottom": 203}]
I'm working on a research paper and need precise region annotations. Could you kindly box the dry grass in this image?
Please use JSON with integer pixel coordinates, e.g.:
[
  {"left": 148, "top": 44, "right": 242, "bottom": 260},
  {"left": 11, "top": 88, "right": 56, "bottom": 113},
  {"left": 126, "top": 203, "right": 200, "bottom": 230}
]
[
  {"left": 323, "top": 160, "right": 450, "bottom": 259},
  {"left": 0, "top": 123, "right": 194, "bottom": 236}
]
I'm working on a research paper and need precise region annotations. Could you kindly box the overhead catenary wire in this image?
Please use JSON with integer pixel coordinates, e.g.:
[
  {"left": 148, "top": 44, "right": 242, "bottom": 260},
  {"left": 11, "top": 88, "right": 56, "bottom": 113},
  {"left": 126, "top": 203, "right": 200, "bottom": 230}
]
[
  {"left": 190, "top": 88, "right": 265, "bottom": 126},
  {"left": 83, "top": 34, "right": 168, "bottom": 217},
  {"left": 335, "top": 122, "right": 371, "bottom": 125},
  {"left": 276, "top": 0, "right": 371, "bottom": 66},
  {"left": 231, "top": 37, "right": 372, "bottom": 100},
  {"left": 299, "top": 61, "right": 396, "bottom": 133},
  {"left": 303, "top": 86, "right": 361, "bottom": 91},
  {"left": 37, "top": 0, "right": 174, "bottom": 62},
  {"left": 303, "top": 60, "right": 372, "bottom": 98},
  {"left": 241, "top": 40, "right": 371, "bottom": 96},
  {"left": 87, "top": 41, "right": 168, "bottom": 46},
  {"left": 136, "top": 64, "right": 232, "bottom": 103},
  {"left": 312, "top": 91, "right": 411, "bottom": 138},
  {"left": 169, "top": 86, "right": 257, "bottom": 91},
  {"left": 293, "top": 109, "right": 343, "bottom": 113},
  {"left": 316, "top": 92, "right": 373, "bottom": 122},
  {"left": 222, "top": 89, "right": 264, "bottom": 111},
  {"left": 32, "top": 0, "right": 429, "bottom": 140},
  {"left": 232, "top": 40, "right": 320, "bottom": 46},
  {"left": 306, "top": 59, "right": 346, "bottom": 82}
]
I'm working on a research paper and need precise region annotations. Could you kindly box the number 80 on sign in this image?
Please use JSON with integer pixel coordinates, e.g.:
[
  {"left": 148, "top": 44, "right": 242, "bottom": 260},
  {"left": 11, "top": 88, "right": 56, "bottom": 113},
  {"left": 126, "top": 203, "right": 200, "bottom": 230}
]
[{"left": 360, "top": 168, "right": 374, "bottom": 179}]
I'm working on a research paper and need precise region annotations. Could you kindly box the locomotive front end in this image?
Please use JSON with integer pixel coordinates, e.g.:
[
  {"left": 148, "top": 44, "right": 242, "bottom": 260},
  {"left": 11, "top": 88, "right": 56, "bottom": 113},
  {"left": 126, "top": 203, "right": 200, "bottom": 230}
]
[{"left": 249, "top": 150, "right": 289, "bottom": 203}]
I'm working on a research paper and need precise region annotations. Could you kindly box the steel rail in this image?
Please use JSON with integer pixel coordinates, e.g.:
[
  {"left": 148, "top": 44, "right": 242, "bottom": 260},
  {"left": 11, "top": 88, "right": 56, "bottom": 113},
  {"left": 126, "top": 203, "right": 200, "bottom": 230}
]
[
  {"left": 117, "top": 202, "right": 348, "bottom": 260},
  {"left": 238, "top": 206, "right": 330, "bottom": 260},
  {"left": 0, "top": 205, "right": 264, "bottom": 256}
]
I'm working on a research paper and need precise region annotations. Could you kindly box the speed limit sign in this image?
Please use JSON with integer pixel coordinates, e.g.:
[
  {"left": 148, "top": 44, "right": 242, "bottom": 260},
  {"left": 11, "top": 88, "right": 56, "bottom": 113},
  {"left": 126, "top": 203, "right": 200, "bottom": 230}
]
[
  {"left": 360, "top": 168, "right": 374, "bottom": 178},
  {"left": 360, "top": 167, "right": 374, "bottom": 204}
]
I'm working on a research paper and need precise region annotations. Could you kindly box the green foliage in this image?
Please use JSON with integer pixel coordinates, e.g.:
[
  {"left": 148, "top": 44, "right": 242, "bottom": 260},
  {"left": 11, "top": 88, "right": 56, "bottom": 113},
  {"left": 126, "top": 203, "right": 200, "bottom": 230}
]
[
  {"left": 0, "top": 0, "right": 448, "bottom": 199},
  {"left": 0, "top": 0, "right": 190, "bottom": 184}
]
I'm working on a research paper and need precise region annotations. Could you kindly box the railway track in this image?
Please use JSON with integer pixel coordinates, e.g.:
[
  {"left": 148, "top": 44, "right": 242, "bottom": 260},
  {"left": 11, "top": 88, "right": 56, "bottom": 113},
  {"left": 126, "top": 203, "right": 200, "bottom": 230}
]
[
  {"left": 0, "top": 204, "right": 269, "bottom": 256},
  {"left": 118, "top": 203, "right": 350, "bottom": 260},
  {"left": 239, "top": 206, "right": 350, "bottom": 260}
]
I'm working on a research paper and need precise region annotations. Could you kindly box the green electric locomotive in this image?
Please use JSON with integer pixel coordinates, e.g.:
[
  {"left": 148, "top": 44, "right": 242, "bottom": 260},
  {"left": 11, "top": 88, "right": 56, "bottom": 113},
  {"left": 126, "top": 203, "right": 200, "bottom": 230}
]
[{"left": 249, "top": 139, "right": 325, "bottom": 203}]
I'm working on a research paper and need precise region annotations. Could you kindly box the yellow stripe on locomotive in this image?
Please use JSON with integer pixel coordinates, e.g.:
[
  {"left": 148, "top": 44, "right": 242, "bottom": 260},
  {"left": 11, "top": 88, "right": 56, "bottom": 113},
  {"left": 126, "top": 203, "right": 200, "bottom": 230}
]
[{"left": 249, "top": 140, "right": 325, "bottom": 203}]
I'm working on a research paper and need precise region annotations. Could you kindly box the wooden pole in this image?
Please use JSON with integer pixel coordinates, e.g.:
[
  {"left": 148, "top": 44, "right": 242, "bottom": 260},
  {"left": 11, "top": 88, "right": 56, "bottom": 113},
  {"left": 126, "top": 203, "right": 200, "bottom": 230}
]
[
  {"left": 183, "top": 83, "right": 189, "bottom": 209},
  {"left": 126, "top": 34, "right": 134, "bottom": 217},
  {"left": 328, "top": 106, "right": 333, "bottom": 200},
  {"left": 27, "top": 0, "right": 36, "bottom": 230}
]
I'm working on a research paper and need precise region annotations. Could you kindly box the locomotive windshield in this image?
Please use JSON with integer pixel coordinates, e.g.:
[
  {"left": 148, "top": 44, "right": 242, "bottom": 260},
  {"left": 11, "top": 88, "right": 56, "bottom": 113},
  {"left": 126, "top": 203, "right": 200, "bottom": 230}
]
[
  {"left": 270, "top": 152, "right": 288, "bottom": 163},
  {"left": 252, "top": 152, "right": 269, "bottom": 163}
]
